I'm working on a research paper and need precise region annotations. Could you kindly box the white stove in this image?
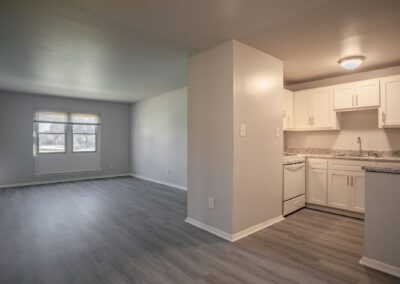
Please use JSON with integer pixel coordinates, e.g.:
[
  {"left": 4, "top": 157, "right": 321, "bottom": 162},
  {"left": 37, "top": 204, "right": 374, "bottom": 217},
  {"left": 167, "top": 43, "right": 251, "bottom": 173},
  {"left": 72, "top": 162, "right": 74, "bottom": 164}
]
[{"left": 283, "top": 154, "right": 306, "bottom": 215}]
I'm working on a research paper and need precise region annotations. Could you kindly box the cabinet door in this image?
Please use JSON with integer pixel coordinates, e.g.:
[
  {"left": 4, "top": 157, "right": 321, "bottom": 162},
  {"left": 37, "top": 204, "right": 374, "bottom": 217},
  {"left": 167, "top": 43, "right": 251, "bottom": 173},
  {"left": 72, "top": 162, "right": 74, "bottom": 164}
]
[
  {"left": 334, "top": 83, "right": 354, "bottom": 110},
  {"left": 379, "top": 76, "right": 400, "bottom": 128},
  {"left": 309, "top": 87, "right": 333, "bottom": 129},
  {"left": 349, "top": 172, "right": 365, "bottom": 213},
  {"left": 286, "top": 90, "right": 294, "bottom": 129},
  {"left": 307, "top": 168, "right": 327, "bottom": 205},
  {"left": 328, "top": 170, "right": 350, "bottom": 210},
  {"left": 355, "top": 79, "right": 380, "bottom": 109},
  {"left": 283, "top": 89, "right": 294, "bottom": 130},
  {"left": 293, "top": 91, "right": 309, "bottom": 129}
]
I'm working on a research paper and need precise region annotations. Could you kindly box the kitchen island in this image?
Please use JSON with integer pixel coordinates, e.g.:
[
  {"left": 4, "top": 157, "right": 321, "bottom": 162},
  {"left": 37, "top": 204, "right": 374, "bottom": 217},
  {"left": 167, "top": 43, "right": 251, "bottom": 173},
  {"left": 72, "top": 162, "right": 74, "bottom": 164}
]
[{"left": 360, "top": 166, "right": 400, "bottom": 278}]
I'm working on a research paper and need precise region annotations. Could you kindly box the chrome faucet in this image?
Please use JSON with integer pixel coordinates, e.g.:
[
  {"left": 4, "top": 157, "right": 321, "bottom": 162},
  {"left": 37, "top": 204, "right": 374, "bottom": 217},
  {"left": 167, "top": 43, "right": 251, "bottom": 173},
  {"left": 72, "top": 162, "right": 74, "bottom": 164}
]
[{"left": 357, "top": 136, "right": 362, "bottom": 155}]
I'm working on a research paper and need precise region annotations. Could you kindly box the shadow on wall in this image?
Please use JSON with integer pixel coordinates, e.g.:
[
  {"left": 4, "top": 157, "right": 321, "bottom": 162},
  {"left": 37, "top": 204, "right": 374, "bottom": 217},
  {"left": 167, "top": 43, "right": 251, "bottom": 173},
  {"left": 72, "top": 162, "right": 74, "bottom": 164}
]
[{"left": 285, "top": 110, "right": 400, "bottom": 151}]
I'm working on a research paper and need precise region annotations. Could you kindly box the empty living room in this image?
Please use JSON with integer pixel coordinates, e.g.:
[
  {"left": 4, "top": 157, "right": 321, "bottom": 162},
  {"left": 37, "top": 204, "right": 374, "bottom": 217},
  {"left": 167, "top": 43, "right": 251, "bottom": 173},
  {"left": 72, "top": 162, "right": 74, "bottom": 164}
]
[{"left": 1, "top": 1, "right": 400, "bottom": 283}]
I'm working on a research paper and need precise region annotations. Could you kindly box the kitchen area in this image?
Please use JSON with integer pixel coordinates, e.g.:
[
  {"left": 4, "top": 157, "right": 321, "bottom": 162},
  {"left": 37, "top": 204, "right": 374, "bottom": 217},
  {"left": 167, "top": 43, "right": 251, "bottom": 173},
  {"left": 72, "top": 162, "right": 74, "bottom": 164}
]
[{"left": 282, "top": 72, "right": 400, "bottom": 277}]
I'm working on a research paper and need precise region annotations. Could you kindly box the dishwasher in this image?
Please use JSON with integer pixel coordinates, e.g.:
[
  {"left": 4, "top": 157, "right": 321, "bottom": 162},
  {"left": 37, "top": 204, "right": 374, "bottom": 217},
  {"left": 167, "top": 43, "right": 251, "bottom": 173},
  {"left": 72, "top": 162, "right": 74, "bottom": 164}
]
[{"left": 283, "top": 155, "right": 306, "bottom": 216}]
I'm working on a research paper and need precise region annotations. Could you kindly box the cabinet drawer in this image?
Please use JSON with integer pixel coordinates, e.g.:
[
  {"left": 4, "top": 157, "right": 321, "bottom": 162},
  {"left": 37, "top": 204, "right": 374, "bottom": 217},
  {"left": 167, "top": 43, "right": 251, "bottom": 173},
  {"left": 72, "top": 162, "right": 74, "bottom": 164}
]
[
  {"left": 283, "top": 194, "right": 305, "bottom": 216},
  {"left": 308, "top": 158, "right": 328, "bottom": 169},
  {"left": 328, "top": 159, "right": 376, "bottom": 172}
]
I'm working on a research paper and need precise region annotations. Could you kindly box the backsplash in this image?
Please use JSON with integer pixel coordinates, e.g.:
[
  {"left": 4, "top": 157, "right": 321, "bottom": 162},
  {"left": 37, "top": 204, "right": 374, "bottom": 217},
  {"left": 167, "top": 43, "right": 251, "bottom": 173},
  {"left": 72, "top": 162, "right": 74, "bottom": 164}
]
[{"left": 285, "top": 110, "right": 400, "bottom": 151}]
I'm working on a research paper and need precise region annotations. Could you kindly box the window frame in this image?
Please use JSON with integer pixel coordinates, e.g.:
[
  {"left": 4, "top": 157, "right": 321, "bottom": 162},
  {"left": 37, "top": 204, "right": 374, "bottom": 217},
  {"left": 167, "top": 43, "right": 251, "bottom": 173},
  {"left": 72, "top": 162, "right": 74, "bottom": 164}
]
[
  {"left": 33, "top": 109, "right": 101, "bottom": 155},
  {"left": 71, "top": 128, "right": 99, "bottom": 154}
]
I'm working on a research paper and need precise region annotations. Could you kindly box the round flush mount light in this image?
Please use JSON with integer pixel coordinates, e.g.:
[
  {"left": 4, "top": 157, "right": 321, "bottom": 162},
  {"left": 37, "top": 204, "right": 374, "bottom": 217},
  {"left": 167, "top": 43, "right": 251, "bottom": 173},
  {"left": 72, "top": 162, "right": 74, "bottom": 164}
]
[{"left": 338, "top": 56, "right": 365, "bottom": 70}]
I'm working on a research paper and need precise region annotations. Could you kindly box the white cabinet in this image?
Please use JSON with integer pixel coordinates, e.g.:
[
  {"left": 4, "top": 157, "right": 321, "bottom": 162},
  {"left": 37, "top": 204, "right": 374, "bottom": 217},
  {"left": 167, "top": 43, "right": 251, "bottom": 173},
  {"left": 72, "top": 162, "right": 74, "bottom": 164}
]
[
  {"left": 283, "top": 89, "right": 294, "bottom": 130},
  {"left": 327, "top": 170, "right": 349, "bottom": 210},
  {"left": 327, "top": 163, "right": 366, "bottom": 213},
  {"left": 379, "top": 75, "right": 400, "bottom": 128},
  {"left": 307, "top": 158, "right": 369, "bottom": 213},
  {"left": 308, "top": 168, "right": 327, "bottom": 206},
  {"left": 349, "top": 172, "right": 365, "bottom": 213},
  {"left": 293, "top": 90, "right": 309, "bottom": 129},
  {"left": 309, "top": 88, "right": 335, "bottom": 128},
  {"left": 293, "top": 87, "right": 338, "bottom": 130},
  {"left": 333, "top": 79, "right": 380, "bottom": 111}
]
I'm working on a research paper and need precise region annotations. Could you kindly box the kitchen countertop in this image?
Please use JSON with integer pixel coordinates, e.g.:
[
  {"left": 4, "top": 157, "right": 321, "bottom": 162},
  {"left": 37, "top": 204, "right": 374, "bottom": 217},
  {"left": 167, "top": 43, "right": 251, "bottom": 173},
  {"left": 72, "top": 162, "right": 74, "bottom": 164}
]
[
  {"left": 362, "top": 166, "right": 400, "bottom": 174},
  {"left": 297, "top": 153, "right": 400, "bottom": 163},
  {"left": 284, "top": 148, "right": 400, "bottom": 163}
]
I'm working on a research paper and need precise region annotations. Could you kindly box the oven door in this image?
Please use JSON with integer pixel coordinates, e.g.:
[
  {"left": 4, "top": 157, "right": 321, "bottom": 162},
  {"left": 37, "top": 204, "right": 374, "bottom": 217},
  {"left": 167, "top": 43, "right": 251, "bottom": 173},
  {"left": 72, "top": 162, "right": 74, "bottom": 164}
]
[{"left": 284, "top": 162, "right": 306, "bottom": 201}]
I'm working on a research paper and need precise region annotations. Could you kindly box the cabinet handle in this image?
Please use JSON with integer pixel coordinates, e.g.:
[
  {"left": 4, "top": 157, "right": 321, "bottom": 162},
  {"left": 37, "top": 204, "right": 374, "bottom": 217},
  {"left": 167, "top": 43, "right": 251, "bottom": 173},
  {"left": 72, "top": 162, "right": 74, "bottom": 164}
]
[{"left": 356, "top": 95, "right": 358, "bottom": 106}]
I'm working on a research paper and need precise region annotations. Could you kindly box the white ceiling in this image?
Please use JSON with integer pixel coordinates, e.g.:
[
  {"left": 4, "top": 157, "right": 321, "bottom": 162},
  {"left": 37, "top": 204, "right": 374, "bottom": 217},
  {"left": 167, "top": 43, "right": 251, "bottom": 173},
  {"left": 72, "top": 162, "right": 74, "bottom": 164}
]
[{"left": 1, "top": 0, "right": 400, "bottom": 102}]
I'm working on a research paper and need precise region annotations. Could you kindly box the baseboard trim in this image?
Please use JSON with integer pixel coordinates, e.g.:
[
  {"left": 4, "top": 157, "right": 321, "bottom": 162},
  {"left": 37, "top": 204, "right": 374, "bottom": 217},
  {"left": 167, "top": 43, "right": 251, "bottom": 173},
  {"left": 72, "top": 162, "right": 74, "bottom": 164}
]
[
  {"left": 185, "top": 217, "right": 233, "bottom": 241},
  {"left": 231, "top": 215, "right": 285, "bottom": 241},
  {"left": 306, "top": 204, "right": 364, "bottom": 220},
  {"left": 360, "top": 257, "right": 400, "bottom": 278},
  {"left": 130, "top": 174, "right": 187, "bottom": 191},
  {"left": 0, "top": 173, "right": 131, "bottom": 189},
  {"left": 185, "top": 215, "right": 285, "bottom": 242}
]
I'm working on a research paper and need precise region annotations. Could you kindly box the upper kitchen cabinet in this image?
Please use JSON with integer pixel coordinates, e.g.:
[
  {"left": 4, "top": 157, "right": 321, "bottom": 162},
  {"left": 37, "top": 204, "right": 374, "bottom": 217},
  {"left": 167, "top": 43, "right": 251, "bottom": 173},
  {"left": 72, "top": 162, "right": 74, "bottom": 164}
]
[
  {"left": 379, "top": 75, "right": 400, "bottom": 128},
  {"left": 293, "top": 87, "right": 339, "bottom": 131},
  {"left": 283, "top": 89, "right": 294, "bottom": 130},
  {"left": 333, "top": 79, "right": 380, "bottom": 111}
]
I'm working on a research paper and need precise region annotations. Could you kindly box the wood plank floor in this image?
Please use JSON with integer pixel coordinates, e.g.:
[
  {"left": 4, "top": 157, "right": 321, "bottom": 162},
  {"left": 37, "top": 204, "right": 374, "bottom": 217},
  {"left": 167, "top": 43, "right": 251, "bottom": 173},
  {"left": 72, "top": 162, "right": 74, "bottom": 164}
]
[{"left": 0, "top": 177, "right": 398, "bottom": 284}]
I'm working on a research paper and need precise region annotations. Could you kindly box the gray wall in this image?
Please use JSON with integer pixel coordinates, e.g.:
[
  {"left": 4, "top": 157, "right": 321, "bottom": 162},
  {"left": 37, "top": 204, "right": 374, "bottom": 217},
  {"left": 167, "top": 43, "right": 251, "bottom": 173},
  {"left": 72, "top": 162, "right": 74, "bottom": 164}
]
[
  {"left": 130, "top": 88, "right": 187, "bottom": 188},
  {"left": 0, "top": 91, "right": 131, "bottom": 186},
  {"left": 364, "top": 172, "right": 400, "bottom": 269}
]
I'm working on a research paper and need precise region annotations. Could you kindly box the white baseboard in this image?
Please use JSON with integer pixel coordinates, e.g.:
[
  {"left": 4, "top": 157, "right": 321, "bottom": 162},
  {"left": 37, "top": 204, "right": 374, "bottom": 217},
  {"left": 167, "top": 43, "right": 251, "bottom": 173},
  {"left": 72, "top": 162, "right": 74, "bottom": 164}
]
[
  {"left": 185, "top": 215, "right": 285, "bottom": 242},
  {"left": 185, "top": 217, "right": 233, "bottom": 241},
  {"left": 360, "top": 256, "right": 400, "bottom": 278},
  {"left": 0, "top": 173, "right": 131, "bottom": 189},
  {"left": 231, "top": 215, "right": 285, "bottom": 241},
  {"left": 130, "top": 174, "right": 187, "bottom": 191}
]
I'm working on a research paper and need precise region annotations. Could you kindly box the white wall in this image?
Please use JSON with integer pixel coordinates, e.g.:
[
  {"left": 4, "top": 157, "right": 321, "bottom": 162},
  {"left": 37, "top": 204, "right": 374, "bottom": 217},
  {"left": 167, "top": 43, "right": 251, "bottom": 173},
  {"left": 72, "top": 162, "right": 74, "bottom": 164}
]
[
  {"left": 285, "top": 110, "right": 400, "bottom": 151},
  {"left": 188, "top": 41, "right": 235, "bottom": 234},
  {"left": 187, "top": 40, "right": 283, "bottom": 236},
  {"left": 130, "top": 88, "right": 187, "bottom": 189},
  {"left": 232, "top": 41, "right": 283, "bottom": 233},
  {"left": 0, "top": 91, "right": 131, "bottom": 186}
]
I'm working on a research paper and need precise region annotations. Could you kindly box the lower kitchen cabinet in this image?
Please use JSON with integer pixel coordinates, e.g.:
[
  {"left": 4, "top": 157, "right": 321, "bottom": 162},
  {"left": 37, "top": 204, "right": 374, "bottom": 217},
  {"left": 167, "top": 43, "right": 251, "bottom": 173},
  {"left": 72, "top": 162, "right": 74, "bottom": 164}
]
[
  {"left": 349, "top": 172, "right": 365, "bottom": 213},
  {"left": 327, "top": 170, "right": 365, "bottom": 213},
  {"left": 307, "top": 158, "right": 367, "bottom": 214},
  {"left": 307, "top": 168, "right": 327, "bottom": 206},
  {"left": 327, "top": 170, "right": 349, "bottom": 210}
]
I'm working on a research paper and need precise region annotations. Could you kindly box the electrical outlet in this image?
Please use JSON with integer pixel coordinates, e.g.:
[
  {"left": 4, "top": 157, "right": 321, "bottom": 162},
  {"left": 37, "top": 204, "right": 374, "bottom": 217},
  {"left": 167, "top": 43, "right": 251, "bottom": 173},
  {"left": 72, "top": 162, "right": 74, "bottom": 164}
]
[{"left": 208, "top": 197, "right": 215, "bottom": 209}]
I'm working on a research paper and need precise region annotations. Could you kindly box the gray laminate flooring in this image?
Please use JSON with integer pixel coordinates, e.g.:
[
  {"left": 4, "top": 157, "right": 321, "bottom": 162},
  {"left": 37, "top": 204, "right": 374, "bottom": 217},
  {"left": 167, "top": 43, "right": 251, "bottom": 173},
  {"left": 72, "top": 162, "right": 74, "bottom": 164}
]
[{"left": 0, "top": 177, "right": 398, "bottom": 284}]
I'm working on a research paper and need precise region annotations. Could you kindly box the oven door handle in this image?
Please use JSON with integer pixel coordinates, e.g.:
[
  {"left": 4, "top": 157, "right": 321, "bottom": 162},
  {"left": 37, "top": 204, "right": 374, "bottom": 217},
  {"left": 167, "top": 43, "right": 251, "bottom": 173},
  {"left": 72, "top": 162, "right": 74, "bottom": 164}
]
[{"left": 285, "top": 163, "right": 305, "bottom": 171}]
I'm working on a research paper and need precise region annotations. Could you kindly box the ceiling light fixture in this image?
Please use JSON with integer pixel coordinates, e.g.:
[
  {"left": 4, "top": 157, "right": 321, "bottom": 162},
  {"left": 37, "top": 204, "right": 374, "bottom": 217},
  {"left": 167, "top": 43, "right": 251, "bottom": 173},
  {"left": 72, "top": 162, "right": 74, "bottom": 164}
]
[{"left": 338, "top": 56, "right": 365, "bottom": 70}]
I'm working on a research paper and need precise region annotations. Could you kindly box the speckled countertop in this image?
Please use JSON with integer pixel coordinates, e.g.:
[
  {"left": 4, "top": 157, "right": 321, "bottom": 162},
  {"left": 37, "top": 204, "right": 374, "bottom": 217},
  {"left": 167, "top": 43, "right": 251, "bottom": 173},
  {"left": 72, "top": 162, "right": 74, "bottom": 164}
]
[
  {"left": 362, "top": 166, "right": 400, "bottom": 174},
  {"left": 285, "top": 148, "right": 400, "bottom": 163}
]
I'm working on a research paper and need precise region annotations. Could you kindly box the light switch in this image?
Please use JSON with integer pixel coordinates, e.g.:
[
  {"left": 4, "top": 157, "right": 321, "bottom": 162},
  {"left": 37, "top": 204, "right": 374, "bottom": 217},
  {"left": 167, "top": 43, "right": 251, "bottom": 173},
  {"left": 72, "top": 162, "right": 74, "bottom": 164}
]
[{"left": 240, "top": 124, "right": 246, "bottom": 137}]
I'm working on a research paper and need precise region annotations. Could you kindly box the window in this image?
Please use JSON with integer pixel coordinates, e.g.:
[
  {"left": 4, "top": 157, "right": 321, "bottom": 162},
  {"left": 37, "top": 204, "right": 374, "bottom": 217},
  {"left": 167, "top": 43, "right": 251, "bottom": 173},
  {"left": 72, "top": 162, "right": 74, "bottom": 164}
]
[
  {"left": 34, "top": 111, "right": 100, "bottom": 154},
  {"left": 71, "top": 113, "right": 99, "bottom": 152},
  {"left": 35, "top": 112, "right": 68, "bottom": 154}
]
